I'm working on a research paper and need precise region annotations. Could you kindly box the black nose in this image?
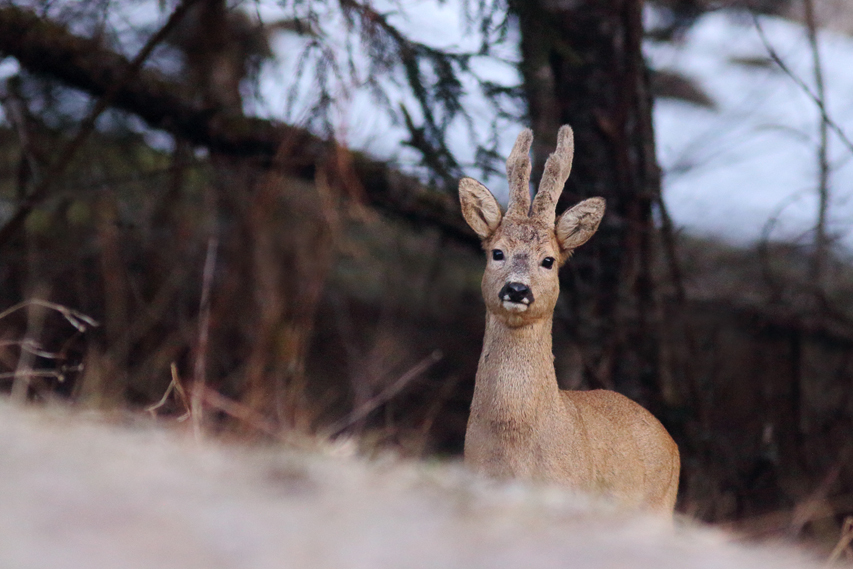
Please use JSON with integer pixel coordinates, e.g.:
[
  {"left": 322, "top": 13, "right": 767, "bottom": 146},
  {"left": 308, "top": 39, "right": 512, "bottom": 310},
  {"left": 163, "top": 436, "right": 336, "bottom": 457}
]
[{"left": 499, "top": 282, "right": 534, "bottom": 305}]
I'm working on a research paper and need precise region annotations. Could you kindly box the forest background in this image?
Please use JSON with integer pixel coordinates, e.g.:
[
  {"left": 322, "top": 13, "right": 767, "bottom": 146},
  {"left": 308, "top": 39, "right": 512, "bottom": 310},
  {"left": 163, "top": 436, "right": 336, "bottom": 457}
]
[{"left": 1, "top": 0, "right": 852, "bottom": 546}]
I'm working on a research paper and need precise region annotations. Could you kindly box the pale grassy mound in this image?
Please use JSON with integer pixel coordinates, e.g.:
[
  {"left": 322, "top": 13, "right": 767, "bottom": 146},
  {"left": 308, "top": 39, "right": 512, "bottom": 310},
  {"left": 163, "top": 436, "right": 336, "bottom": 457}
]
[{"left": 0, "top": 401, "right": 821, "bottom": 569}]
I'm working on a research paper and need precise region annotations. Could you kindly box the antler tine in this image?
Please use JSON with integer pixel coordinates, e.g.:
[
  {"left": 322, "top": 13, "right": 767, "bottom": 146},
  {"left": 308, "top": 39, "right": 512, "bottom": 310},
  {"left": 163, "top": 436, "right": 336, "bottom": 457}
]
[
  {"left": 531, "top": 125, "right": 574, "bottom": 224},
  {"left": 505, "top": 128, "right": 533, "bottom": 218}
]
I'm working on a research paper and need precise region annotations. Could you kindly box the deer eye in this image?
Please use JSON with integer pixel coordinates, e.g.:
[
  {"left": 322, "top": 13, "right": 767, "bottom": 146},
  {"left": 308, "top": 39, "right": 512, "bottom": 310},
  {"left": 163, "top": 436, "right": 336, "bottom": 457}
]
[
  {"left": 492, "top": 249, "right": 504, "bottom": 261},
  {"left": 541, "top": 257, "right": 555, "bottom": 269}
]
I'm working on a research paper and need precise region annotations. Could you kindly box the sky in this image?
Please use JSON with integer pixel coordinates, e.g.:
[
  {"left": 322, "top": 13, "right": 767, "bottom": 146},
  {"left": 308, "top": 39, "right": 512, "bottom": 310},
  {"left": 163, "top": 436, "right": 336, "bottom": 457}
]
[{"left": 646, "top": 10, "right": 853, "bottom": 248}]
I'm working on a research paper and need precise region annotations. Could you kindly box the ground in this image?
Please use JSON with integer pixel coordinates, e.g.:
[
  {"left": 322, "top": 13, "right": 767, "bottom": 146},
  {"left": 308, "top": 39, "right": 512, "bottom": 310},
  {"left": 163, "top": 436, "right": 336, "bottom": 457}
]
[{"left": 0, "top": 400, "right": 829, "bottom": 569}]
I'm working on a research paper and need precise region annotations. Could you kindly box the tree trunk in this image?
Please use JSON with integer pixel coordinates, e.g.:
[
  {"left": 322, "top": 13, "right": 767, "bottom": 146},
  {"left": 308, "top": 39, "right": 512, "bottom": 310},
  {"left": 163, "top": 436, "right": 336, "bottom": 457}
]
[{"left": 510, "top": 0, "right": 665, "bottom": 411}]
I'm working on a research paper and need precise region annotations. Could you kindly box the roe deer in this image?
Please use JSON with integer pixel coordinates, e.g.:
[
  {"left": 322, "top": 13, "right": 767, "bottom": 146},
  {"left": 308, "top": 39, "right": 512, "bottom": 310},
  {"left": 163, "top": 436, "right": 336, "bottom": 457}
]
[{"left": 459, "top": 125, "right": 680, "bottom": 513}]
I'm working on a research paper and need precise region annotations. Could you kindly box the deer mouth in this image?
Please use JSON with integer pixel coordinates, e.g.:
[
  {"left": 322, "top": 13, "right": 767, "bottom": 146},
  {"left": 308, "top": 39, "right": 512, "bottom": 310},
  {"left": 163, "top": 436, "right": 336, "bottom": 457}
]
[
  {"left": 501, "top": 299, "right": 530, "bottom": 312},
  {"left": 499, "top": 282, "right": 534, "bottom": 311}
]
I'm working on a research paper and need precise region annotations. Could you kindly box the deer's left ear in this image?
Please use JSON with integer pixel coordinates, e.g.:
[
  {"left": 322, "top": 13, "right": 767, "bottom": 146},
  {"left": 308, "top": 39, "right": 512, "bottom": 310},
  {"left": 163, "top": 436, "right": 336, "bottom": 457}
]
[{"left": 555, "top": 197, "right": 605, "bottom": 255}]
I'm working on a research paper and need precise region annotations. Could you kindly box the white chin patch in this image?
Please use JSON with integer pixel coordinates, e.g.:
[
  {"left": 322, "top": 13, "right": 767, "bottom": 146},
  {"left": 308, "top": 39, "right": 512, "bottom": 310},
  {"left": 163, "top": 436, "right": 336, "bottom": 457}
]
[{"left": 502, "top": 301, "right": 529, "bottom": 313}]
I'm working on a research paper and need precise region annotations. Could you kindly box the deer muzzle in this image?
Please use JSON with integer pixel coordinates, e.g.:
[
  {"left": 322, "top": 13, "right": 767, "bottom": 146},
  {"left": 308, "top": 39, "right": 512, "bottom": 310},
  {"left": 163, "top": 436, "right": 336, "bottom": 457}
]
[{"left": 499, "top": 282, "right": 534, "bottom": 310}]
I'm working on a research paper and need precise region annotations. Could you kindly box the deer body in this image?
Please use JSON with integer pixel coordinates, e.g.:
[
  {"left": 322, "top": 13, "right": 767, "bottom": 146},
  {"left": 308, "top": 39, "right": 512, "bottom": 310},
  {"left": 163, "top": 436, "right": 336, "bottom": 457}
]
[{"left": 460, "top": 126, "right": 679, "bottom": 513}]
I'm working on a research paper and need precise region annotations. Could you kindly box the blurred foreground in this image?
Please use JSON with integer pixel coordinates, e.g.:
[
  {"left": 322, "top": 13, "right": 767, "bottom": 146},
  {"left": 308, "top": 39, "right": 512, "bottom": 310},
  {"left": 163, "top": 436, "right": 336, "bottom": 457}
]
[{"left": 0, "top": 400, "right": 829, "bottom": 569}]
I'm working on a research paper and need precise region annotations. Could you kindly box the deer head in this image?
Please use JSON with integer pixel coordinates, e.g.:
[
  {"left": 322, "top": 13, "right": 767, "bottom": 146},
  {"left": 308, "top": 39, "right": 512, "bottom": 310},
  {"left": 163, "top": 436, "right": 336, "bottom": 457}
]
[{"left": 459, "top": 126, "right": 605, "bottom": 327}]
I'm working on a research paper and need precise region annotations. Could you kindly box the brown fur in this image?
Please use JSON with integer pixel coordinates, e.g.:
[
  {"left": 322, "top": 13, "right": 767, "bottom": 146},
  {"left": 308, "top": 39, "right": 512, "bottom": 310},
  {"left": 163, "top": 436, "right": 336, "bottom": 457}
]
[{"left": 459, "top": 126, "right": 680, "bottom": 513}]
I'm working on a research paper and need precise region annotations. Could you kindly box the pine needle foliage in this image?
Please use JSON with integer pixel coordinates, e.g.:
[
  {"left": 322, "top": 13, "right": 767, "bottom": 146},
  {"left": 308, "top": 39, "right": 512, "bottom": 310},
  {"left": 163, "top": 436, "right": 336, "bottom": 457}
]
[{"left": 276, "top": 0, "right": 524, "bottom": 188}]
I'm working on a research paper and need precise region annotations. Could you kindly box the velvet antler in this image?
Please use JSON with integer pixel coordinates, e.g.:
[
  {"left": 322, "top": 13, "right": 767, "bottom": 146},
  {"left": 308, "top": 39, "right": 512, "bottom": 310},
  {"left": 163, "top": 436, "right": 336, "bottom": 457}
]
[
  {"left": 531, "top": 125, "right": 574, "bottom": 224},
  {"left": 504, "top": 128, "right": 533, "bottom": 219}
]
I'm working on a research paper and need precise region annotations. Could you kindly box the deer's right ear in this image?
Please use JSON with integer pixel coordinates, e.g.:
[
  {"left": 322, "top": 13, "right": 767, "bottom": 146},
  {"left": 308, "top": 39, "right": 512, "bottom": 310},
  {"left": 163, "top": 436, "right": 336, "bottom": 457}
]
[{"left": 459, "top": 177, "right": 502, "bottom": 240}]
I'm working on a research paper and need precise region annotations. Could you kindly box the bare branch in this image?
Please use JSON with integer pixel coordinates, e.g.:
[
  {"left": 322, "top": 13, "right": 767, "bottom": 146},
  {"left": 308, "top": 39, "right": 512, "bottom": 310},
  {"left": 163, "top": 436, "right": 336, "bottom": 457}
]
[
  {"left": 324, "top": 349, "right": 443, "bottom": 437},
  {"left": 0, "top": 367, "right": 83, "bottom": 383},
  {"left": 751, "top": 13, "right": 853, "bottom": 156},
  {"left": 828, "top": 516, "right": 853, "bottom": 565},
  {"left": 0, "top": 5, "right": 477, "bottom": 248},
  {"left": 0, "top": 339, "right": 66, "bottom": 359},
  {"left": 0, "top": 0, "right": 205, "bottom": 247},
  {"left": 0, "top": 299, "right": 99, "bottom": 331},
  {"left": 191, "top": 236, "right": 218, "bottom": 437},
  {"left": 146, "top": 362, "right": 191, "bottom": 421}
]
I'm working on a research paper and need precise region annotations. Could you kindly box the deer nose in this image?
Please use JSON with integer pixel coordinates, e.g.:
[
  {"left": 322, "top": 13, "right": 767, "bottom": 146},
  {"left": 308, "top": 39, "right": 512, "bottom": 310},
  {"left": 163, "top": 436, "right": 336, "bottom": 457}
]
[{"left": 499, "top": 282, "right": 534, "bottom": 305}]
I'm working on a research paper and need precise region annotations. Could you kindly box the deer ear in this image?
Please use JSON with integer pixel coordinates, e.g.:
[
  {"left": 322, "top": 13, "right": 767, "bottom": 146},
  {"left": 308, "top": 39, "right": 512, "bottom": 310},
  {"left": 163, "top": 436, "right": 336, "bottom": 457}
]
[
  {"left": 555, "top": 197, "right": 605, "bottom": 254},
  {"left": 459, "top": 177, "right": 502, "bottom": 240}
]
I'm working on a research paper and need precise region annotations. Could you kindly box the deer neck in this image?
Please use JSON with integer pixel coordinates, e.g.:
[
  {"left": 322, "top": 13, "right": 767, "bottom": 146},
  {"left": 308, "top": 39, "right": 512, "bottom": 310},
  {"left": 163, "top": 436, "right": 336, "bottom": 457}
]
[{"left": 471, "top": 312, "right": 561, "bottom": 425}]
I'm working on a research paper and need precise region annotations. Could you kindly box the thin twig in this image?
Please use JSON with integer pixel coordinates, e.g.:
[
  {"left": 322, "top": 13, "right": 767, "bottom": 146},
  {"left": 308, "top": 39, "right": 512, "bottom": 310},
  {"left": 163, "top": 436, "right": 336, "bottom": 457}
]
[
  {"left": 0, "top": 339, "right": 66, "bottom": 359},
  {"left": 171, "top": 362, "right": 191, "bottom": 418},
  {"left": 655, "top": 195, "right": 686, "bottom": 303},
  {"left": 790, "top": 446, "right": 851, "bottom": 536},
  {"left": 146, "top": 363, "right": 191, "bottom": 421},
  {"left": 325, "top": 349, "right": 443, "bottom": 437},
  {"left": 827, "top": 516, "right": 853, "bottom": 566},
  {"left": 0, "top": 366, "right": 82, "bottom": 382},
  {"left": 722, "top": 492, "right": 853, "bottom": 539},
  {"left": 0, "top": 299, "right": 92, "bottom": 401},
  {"left": 751, "top": 13, "right": 853, "bottom": 156},
  {"left": 0, "top": 299, "right": 99, "bottom": 331},
  {"left": 415, "top": 372, "right": 462, "bottom": 456},
  {"left": 191, "top": 236, "right": 219, "bottom": 439},
  {"left": 0, "top": 79, "right": 42, "bottom": 189},
  {"left": 146, "top": 377, "right": 176, "bottom": 417},
  {"left": 201, "top": 387, "right": 280, "bottom": 438},
  {"left": 0, "top": 0, "right": 204, "bottom": 249},
  {"left": 11, "top": 296, "right": 47, "bottom": 402},
  {"left": 803, "top": 0, "right": 831, "bottom": 290}
]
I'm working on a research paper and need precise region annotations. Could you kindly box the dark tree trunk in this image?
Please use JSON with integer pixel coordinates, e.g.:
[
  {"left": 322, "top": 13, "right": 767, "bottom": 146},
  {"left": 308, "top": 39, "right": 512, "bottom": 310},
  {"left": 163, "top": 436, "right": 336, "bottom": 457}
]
[{"left": 510, "top": 0, "right": 666, "bottom": 411}]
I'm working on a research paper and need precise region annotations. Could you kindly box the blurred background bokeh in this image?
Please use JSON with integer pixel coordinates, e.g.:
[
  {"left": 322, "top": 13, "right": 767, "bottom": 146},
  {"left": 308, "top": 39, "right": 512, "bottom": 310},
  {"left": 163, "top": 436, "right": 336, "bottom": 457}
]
[{"left": 1, "top": 0, "right": 852, "bottom": 551}]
